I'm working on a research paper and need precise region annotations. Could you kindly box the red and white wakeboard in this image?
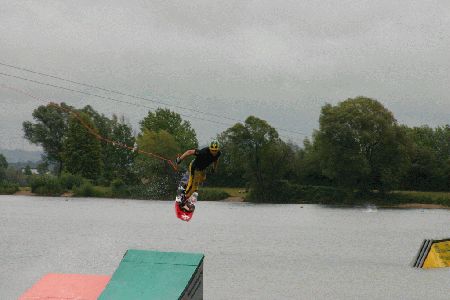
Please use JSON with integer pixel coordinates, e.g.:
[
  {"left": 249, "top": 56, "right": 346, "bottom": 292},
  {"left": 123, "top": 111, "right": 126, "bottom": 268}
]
[{"left": 174, "top": 193, "right": 197, "bottom": 222}]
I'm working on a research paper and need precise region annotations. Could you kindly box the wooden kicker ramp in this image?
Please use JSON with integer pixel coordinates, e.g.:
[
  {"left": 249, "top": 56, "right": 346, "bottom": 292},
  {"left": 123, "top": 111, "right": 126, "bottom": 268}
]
[{"left": 20, "top": 250, "right": 204, "bottom": 300}]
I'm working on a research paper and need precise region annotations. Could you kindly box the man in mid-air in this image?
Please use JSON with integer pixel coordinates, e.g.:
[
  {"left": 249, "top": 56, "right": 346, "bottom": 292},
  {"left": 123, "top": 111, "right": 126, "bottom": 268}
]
[{"left": 176, "top": 140, "right": 221, "bottom": 211}]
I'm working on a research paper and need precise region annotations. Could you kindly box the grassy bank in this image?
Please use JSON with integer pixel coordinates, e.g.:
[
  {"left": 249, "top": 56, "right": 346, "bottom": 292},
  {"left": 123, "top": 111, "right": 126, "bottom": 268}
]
[
  {"left": 394, "top": 191, "right": 450, "bottom": 200},
  {"left": 10, "top": 176, "right": 450, "bottom": 208},
  {"left": 291, "top": 188, "right": 450, "bottom": 208},
  {"left": 198, "top": 187, "right": 233, "bottom": 201},
  {"left": 201, "top": 187, "right": 246, "bottom": 199},
  {"left": 386, "top": 191, "right": 450, "bottom": 207},
  {"left": 243, "top": 182, "right": 450, "bottom": 207},
  {"left": 72, "top": 185, "right": 233, "bottom": 201}
]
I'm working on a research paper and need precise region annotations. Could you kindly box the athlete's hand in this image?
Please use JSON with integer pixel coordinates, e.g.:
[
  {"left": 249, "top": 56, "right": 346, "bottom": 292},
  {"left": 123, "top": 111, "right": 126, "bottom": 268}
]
[{"left": 176, "top": 157, "right": 182, "bottom": 165}]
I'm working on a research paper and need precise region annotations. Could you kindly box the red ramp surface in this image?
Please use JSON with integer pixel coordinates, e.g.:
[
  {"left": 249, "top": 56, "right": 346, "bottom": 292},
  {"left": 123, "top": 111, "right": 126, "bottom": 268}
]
[{"left": 19, "top": 273, "right": 110, "bottom": 300}]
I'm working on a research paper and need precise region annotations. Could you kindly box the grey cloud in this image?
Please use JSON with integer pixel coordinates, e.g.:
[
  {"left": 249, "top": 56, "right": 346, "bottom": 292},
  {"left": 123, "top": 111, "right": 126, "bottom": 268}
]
[{"left": 1, "top": 0, "right": 449, "bottom": 151}]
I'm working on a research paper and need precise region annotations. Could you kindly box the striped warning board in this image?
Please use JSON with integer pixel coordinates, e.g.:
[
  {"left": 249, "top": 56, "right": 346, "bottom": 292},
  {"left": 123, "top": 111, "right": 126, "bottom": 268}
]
[{"left": 413, "top": 239, "right": 450, "bottom": 269}]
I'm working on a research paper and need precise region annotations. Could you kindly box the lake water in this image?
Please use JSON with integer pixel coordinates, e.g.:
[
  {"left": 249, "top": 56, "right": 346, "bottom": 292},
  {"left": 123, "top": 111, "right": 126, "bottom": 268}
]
[{"left": 1, "top": 195, "right": 449, "bottom": 299}]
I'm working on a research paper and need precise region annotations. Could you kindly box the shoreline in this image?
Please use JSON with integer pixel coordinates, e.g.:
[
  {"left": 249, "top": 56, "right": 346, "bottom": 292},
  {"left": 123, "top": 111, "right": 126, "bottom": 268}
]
[
  {"left": 8, "top": 192, "right": 450, "bottom": 209},
  {"left": 390, "top": 203, "right": 450, "bottom": 209},
  {"left": 223, "top": 196, "right": 245, "bottom": 202}
]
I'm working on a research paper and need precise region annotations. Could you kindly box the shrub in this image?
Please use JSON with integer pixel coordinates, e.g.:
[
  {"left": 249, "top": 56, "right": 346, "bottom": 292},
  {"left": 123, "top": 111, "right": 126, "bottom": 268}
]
[
  {"left": 111, "top": 179, "right": 130, "bottom": 198},
  {"left": 124, "top": 184, "right": 172, "bottom": 200},
  {"left": 111, "top": 179, "right": 125, "bottom": 189},
  {"left": 73, "top": 182, "right": 95, "bottom": 197},
  {"left": 59, "top": 173, "right": 84, "bottom": 190},
  {"left": 73, "top": 182, "right": 111, "bottom": 198},
  {"left": 96, "top": 177, "right": 110, "bottom": 187},
  {"left": 198, "top": 189, "right": 230, "bottom": 201},
  {"left": 246, "top": 181, "right": 348, "bottom": 204},
  {"left": 0, "top": 182, "right": 19, "bottom": 194},
  {"left": 295, "top": 185, "right": 349, "bottom": 204},
  {"left": 386, "top": 192, "right": 450, "bottom": 207},
  {"left": 29, "top": 175, "right": 63, "bottom": 196},
  {"left": 246, "top": 180, "right": 291, "bottom": 203}
]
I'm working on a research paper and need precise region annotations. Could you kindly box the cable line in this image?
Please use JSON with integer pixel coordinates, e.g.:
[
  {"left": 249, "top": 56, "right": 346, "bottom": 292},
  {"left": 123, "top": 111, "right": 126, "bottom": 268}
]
[
  {"left": 0, "top": 71, "right": 305, "bottom": 142},
  {"left": 0, "top": 61, "right": 308, "bottom": 136},
  {"left": 0, "top": 71, "right": 234, "bottom": 128},
  {"left": 0, "top": 83, "right": 178, "bottom": 171}
]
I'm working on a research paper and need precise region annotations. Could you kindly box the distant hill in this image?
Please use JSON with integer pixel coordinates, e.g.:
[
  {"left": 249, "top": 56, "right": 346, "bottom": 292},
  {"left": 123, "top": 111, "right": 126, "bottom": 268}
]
[{"left": 0, "top": 149, "right": 43, "bottom": 163}]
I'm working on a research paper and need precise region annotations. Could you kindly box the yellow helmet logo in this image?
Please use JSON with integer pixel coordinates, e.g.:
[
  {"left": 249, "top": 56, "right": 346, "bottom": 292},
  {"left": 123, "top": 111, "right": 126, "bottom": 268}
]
[{"left": 209, "top": 140, "right": 220, "bottom": 152}]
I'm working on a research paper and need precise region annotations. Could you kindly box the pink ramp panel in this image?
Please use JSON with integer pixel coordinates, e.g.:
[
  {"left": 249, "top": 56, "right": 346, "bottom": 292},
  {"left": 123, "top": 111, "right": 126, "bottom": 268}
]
[{"left": 20, "top": 273, "right": 111, "bottom": 300}]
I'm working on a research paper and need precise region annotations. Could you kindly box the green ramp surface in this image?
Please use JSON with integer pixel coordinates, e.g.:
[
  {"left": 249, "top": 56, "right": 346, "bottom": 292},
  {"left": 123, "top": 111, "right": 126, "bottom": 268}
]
[{"left": 99, "top": 249, "right": 204, "bottom": 300}]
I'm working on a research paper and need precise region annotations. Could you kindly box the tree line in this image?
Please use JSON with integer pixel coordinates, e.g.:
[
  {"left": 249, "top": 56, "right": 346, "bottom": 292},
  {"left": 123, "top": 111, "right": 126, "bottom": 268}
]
[
  {"left": 1, "top": 96, "right": 448, "bottom": 202},
  {"left": 213, "top": 97, "right": 449, "bottom": 202}
]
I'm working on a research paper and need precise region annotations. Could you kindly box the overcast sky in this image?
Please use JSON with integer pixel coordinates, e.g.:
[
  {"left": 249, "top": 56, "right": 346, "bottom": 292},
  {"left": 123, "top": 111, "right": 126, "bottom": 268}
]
[{"left": 1, "top": 0, "right": 449, "bottom": 151}]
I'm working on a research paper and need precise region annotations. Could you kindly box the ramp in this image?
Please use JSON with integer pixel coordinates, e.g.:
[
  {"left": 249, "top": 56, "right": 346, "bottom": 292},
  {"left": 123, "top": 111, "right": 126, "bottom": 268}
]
[
  {"left": 98, "top": 249, "right": 204, "bottom": 300},
  {"left": 19, "top": 274, "right": 110, "bottom": 300},
  {"left": 413, "top": 239, "right": 450, "bottom": 269}
]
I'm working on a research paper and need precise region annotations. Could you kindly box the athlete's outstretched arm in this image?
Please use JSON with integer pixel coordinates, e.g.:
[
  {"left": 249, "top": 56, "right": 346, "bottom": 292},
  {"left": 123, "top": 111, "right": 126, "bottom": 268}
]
[{"left": 177, "top": 149, "right": 196, "bottom": 162}]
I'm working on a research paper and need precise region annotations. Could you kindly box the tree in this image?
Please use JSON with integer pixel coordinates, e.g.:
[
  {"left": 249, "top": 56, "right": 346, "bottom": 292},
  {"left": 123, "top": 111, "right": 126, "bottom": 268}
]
[
  {"left": 292, "top": 137, "right": 332, "bottom": 186},
  {"left": 314, "top": 97, "right": 410, "bottom": 193},
  {"left": 23, "top": 103, "right": 71, "bottom": 175},
  {"left": 219, "top": 116, "right": 292, "bottom": 202},
  {"left": 0, "top": 154, "right": 7, "bottom": 182},
  {"left": 63, "top": 112, "right": 103, "bottom": 180},
  {"left": 81, "top": 106, "right": 119, "bottom": 183},
  {"left": 401, "top": 125, "right": 450, "bottom": 191},
  {"left": 133, "top": 129, "right": 180, "bottom": 196},
  {"left": 105, "top": 115, "right": 137, "bottom": 184},
  {"left": 135, "top": 108, "right": 198, "bottom": 197},
  {"left": 37, "top": 161, "right": 49, "bottom": 175},
  {"left": 55, "top": 105, "right": 138, "bottom": 184},
  {"left": 24, "top": 165, "right": 32, "bottom": 176},
  {"left": 140, "top": 108, "right": 198, "bottom": 150},
  {"left": 77, "top": 106, "right": 138, "bottom": 184}
]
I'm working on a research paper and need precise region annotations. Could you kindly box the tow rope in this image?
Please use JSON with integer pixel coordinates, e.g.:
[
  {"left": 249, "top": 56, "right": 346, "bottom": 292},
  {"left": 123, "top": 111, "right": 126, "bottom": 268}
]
[{"left": 1, "top": 84, "right": 178, "bottom": 171}]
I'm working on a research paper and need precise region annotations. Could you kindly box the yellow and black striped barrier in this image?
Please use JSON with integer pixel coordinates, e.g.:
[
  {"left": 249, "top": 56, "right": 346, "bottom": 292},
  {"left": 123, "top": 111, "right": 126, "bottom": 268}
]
[{"left": 413, "top": 239, "right": 450, "bottom": 269}]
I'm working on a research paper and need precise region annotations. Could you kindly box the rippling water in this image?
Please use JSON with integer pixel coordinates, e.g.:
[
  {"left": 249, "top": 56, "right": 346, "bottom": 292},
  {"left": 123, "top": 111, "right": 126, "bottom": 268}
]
[{"left": 1, "top": 195, "right": 449, "bottom": 299}]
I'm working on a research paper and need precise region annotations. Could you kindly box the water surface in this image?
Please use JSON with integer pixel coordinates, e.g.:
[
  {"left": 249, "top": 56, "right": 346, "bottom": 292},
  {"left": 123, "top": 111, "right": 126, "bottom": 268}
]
[{"left": 1, "top": 195, "right": 449, "bottom": 299}]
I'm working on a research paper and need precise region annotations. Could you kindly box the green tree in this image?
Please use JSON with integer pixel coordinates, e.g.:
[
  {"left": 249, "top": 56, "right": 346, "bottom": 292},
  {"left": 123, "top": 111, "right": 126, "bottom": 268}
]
[
  {"left": 210, "top": 131, "right": 247, "bottom": 187},
  {"left": 206, "top": 148, "right": 246, "bottom": 187},
  {"left": 135, "top": 108, "right": 198, "bottom": 197},
  {"left": 140, "top": 108, "right": 198, "bottom": 150},
  {"left": 402, "top": 125, "right": 450, "bottom": 191},
  {"left": 81, "top": 106, "right": 117, "bottom": 183},
  {"left": 292, "top": 137, "right": 332, "bottom": 186},
  {"left": 219, "top": 116, "right": 292, "bottom": 202},
  {"left": 133, "top": 129, "right": 180, "bottom": 196},
  {"left": 314, "top": 96, "right": 410, "bottom": 193},
  {"left": 37, "top": 161, "right": 49, "bottom": 175},
  {"left": 23, "top": 103, "right": 71, "bottom": 175},
  {"left": 137, "top": 130, "right": 180, "bottom": 158},
  {"left": 0, "top": 154, "right": 8, "bottom": 182},
  {"left": 79, "top": 106, "right": 137, "bottom": 184},
  {"left": 24, "top": 165, "right": 32, "bottom": 176},
  {"left": 106, "top": 115, "right": 137, "bottom": 184},
  {"left": 63, "top": 112, "right": 103, "bottom": 180},
  {"left": 81, "top": 105, "right": 111, "bottom": 138}
]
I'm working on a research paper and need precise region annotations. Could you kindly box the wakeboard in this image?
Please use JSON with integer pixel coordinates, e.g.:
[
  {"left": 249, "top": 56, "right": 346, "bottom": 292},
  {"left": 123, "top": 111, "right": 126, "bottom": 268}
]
[{"left": 175, "top": 193, "right": 197, "bottom": 222}]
